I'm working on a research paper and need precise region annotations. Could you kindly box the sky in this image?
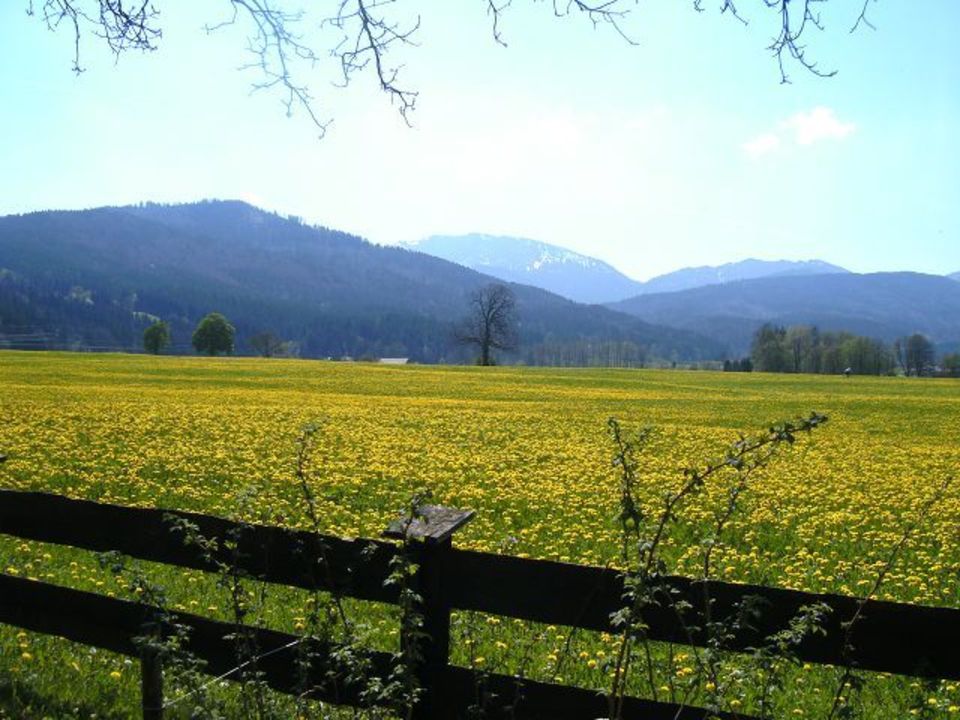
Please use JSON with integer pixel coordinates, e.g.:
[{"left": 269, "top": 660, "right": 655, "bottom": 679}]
[{"left": 1, "top": 1, "right": 958, "bottom": 280}]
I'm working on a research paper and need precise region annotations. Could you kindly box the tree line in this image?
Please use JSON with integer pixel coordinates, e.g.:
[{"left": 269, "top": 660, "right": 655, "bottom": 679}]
[
  {"left": 745, "top": 323, "right": 959, "bottom": 377},
  {"left": 143, "top": 285, "right": 657, "bottom": 368},
  {"left": 144, "top": 311, "right": 960, "bottom": 377},
  {"left": 523, "top": 339, "right": 647, "bottom": 368},
  {"left": 143, "top": 312, "right": 238, "bottom": 357}
]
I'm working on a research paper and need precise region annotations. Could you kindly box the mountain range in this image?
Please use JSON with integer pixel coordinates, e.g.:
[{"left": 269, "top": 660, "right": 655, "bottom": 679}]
[
  {"left": 609, "top": 272, "right": 960, "bottom": 356},
  {"left": 406, "top": 234, "right": 642, "bottom": 304},
  {"left": 409, "top": 234, "right": 851, "bottom": 304},
  {"left": 0, "top": 202, "right": 721, "bottom": 363},
  {"left": 2, "top": 200, "right": 957, "bottom": 364},
  {"left": 633, "top": 258, "right": 849, "bottom": 296}
]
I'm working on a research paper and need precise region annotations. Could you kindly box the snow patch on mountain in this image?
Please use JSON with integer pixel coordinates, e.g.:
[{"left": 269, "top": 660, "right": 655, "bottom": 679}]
[{"left": 406, "top": 234, "right": 643, "bottom": 304}]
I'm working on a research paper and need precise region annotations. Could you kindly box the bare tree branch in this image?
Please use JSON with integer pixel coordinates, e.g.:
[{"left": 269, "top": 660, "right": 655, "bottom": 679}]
[
  {"left": 693, "top": 0, "right": 879, "bottom": 82},
  {"left": 26, "top": 0, "right": 160, "bottom": 73},
  {"left": 207, "top": 1, "right": 330, "bottom": 135},
  {"left": 765, "top": 0, "right": 837, "bottom": 84},
  {"left": 694, "top": 0, "right": 748, "bottom": 27},
  {"left": 551, "top": 0, "right": 639, "bottom": 45},
  {"left": 850, "top": 0, "right": 877, "bottom": 33},
  {"left": 486, "top": 0, "right": 512, "bottom": 47},
  {"left": 324, "top": 0, "right": 420, "bottom": 125},
  {"left": 26, "top": 1, "right": 881, "bottom": 131}
]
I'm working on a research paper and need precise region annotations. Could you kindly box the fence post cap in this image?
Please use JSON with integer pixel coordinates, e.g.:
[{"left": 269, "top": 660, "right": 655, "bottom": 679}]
[{"left": 382, "top": 505, "right": 474, "bottom": 544}]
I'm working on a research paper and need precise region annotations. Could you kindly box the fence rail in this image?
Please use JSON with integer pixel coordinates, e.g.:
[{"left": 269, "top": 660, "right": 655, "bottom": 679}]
[{"left": 2, "top": 490, "right": 959, "bottom": 719}]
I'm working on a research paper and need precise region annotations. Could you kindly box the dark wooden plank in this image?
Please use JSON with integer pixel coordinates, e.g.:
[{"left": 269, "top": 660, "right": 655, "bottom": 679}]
[
  {"left": 0, "top": 574, "right": 745, "bottom": 720},
  {"left": 0, "top": 572, "right": 140, "bottom": 655},
  {"left": 5, "top": 490, "right": 959, "bottom": 681},
  {"left": 447, "top": 549, "right": 620, "bottom": 633},
  {"left": 141, "top": 650, "right": 164, "bottom": 720},
  {"left": 447, "top": 548, "right": 960, "bottom": 681},
  {"left": 442, "top": 666, "right": 754, "bottom": 720},
  {"left": 0, "top": 573, "right": 394, "bottom": 706},
  {"left": 384, "top": 504, "right": 475, "bottom": 544},
  {"left": 0, "top": 490, "right": 398, "bottom": 604}
]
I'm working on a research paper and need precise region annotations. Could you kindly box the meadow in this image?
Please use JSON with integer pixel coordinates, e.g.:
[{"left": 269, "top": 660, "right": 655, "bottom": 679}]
[{"left": 1, "top": 351, "right": 958, "bottom": 718}]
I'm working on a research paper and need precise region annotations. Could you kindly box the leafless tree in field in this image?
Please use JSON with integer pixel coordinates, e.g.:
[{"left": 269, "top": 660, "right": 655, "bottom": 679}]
[
  {"left": 248, "top": 331, "right": 286, "bottom": 358},
  {"left": 456, "top": 283, "right": 518, "bottom": 366}
]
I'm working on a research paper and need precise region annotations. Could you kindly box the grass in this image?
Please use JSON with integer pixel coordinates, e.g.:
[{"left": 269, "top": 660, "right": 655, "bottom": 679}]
[{"left": 1, "top": 351, "right": 958, "bottom": 717}]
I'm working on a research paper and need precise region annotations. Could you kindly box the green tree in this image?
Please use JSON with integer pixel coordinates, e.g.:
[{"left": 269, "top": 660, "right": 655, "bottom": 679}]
[
  {"left": 785, "top": 325, "right": 815, "bottom": 373},
  {"left": 897, "top": 333, "right": 935, "bottom": 377},
  {"left": 142, "top": 320, "right": 170, "bottom": 355},
  {"left": 942, "top": 353, "right": 960, "bottom": 378},
  {"left": 840, "top": 335, "right": 893, "bottom": 376},
  {"left": 191, "top": 312, "right": 235, "bottom": 356},
  {"left": 750, "top": 324, "right": 788, "bottom": 373}
]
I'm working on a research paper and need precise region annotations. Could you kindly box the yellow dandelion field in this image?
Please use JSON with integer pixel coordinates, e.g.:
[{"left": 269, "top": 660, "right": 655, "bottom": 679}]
[{"left": 1, "top": 350, "right": 959, "bottom": 716}]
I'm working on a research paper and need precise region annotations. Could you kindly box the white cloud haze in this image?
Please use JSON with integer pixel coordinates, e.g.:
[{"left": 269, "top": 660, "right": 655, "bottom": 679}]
[
  {"left": 783, "top": 107, "right": 857, "bottom": 145},
  {"left": 742, "top": 132, "right": 781, "bottom": 157},
  {"left": 743, "top": 107, "right": 856, "bottom": 156}
]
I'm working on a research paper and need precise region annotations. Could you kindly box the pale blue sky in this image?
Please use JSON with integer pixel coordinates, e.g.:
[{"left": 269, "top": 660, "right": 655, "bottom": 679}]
[{"left": 1, "top": 2, "right": 958, "bottom": 280}]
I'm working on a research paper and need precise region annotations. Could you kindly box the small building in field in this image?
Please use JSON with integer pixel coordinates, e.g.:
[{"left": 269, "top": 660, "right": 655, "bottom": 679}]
[{"left": 379, "top": 357, "right": 409, "bottom": 365}]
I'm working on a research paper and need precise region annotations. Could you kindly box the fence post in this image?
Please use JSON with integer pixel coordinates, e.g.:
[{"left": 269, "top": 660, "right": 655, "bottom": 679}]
[
  {"left": 141, "top": 648, "right": 163, "bottom": 720},
  {"left": 385, "top": 505, "right": 474, "bottom": 720}
]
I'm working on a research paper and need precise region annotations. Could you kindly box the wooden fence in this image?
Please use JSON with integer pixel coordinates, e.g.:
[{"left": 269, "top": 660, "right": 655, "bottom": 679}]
[{"left": 1, "top": 490, "right": 959, "bottom": 719}]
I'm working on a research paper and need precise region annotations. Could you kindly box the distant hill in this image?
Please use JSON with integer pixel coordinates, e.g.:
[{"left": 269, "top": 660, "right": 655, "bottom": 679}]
[
  {"left": 407, "top": 234, "right": 644, "bottom": 304},
  {"left": 0, "top": 201, "right": 723, "bottom": 363},
  {"left": 950, "top": 272, "right": 960, "bottom": 281},
  {"left": 609, "top": 272, "right": 960, "bottom": 356},
  {"left": 636, "top": 259, "right": 849, "bottom": 295}
]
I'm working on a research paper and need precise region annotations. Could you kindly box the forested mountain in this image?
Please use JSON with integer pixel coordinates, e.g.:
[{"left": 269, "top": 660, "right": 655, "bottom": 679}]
[
  {"left": 407, "top": 234, "right": 644, "bottom": 304},
  {"left": 0, "top": 201, "right": 723, "bottom": 363},
  {"left": 636, "top": 259, "right": 849, "bottom": 295},
  {"left": 610, "top": 272, "right": 960, "bottom": 356}
]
